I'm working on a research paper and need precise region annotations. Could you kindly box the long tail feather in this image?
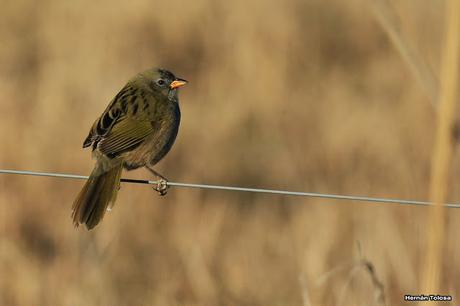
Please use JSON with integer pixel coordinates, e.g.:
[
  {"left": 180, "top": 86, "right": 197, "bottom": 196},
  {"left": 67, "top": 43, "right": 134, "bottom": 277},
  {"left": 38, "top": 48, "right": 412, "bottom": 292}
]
[{"left": 72, "top": 162, "right": 123, "bottom": 230}]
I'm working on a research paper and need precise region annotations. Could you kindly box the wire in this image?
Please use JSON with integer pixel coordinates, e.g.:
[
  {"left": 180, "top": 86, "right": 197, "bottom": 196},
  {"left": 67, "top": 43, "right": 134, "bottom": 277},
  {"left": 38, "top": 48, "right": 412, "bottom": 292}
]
[{"left": 1, "top": 168, "right": 460, "bottom": 208}]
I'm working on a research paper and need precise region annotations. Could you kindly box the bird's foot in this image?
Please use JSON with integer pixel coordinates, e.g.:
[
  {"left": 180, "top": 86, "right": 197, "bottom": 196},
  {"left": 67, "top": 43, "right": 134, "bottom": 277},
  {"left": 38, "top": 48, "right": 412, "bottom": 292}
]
[
  {"left": 146, "top": 166, "right": 169, "bottom": 196},
  {"left": 153, "top": 178, "right": 168, "bottom": 196}
]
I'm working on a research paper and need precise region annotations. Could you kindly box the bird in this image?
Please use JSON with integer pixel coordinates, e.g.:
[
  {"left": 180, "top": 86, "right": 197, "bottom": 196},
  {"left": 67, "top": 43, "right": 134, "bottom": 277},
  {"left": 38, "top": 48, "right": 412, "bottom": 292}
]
[{"left": 72, "top": 68, "right": 187, "bottom": 230}]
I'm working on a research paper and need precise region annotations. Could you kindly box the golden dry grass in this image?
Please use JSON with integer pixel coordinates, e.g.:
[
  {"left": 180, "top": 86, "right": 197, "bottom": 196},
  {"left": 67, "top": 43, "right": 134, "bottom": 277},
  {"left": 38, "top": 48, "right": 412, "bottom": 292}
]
[
  {"left": 0, "top": 0, "right": 458, "bottom": 305},
  {"left": 422, "top": 0, "right": 460, "bottom": 299}
]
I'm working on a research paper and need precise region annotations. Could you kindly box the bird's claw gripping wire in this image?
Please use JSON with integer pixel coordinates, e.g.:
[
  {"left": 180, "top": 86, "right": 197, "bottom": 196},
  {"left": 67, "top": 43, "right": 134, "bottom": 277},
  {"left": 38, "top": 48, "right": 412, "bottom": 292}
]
[
  {"left": 146, "top": 166, "right": 169, "bottom": 196},
  {"left": 153, "top": 178, "right": 168, "bottom": 196}
]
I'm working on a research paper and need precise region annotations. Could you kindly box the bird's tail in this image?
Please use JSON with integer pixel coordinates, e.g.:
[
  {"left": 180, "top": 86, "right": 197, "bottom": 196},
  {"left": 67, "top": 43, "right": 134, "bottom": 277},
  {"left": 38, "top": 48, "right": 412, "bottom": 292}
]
[{"left": 72, "top": 160, "right": 123, "bottom": 230}]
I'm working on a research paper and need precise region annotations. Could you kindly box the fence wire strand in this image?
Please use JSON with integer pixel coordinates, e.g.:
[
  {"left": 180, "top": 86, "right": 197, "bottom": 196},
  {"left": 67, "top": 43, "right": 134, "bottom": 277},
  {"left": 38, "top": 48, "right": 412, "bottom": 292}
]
[{"left": 1, "top": 169, "right": 460, "bottom": 208}]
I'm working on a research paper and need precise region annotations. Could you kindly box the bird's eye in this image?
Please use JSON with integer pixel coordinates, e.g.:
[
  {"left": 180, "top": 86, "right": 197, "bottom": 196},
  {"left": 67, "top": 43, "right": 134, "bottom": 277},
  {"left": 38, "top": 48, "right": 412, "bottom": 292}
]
[{"left": 156, "top": 79, "right": 165, "bottom": 86}]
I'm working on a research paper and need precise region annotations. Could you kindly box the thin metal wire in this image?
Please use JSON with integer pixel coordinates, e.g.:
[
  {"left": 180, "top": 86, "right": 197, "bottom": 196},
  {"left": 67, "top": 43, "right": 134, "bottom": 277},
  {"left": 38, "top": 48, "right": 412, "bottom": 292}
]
[{"left": 1, "top": 168, "right": 460, "bottom": 208}]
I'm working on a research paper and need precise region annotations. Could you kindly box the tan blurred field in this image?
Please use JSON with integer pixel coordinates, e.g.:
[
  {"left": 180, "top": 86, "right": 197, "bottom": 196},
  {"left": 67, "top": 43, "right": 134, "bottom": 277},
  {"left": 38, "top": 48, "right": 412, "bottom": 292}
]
[{"left": 1, "top": 0, "right": 459, "bottom": 305}]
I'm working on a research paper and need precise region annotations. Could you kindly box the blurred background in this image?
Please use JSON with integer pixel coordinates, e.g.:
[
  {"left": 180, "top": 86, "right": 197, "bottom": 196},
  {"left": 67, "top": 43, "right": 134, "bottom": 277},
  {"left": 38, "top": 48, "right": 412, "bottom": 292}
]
[{"left": 0, "top": 0, "right": 459, "bottom": 305}]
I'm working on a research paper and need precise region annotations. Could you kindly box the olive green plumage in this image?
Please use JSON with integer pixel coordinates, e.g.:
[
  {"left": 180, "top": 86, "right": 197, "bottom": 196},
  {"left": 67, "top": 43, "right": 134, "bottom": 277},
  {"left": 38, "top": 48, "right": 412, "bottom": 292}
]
[{"left": 72, "top": 68, "right": 187, "bottom": 230}]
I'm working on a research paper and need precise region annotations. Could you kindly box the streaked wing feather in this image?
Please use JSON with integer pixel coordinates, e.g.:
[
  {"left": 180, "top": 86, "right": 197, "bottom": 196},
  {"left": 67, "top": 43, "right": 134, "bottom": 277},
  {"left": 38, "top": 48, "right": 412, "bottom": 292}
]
[
  {"left": 98, "top": 117, "right": 153, "bottom": 157},
  {"left": 82, "top": 84, "right": 134, "bottom": 149}
]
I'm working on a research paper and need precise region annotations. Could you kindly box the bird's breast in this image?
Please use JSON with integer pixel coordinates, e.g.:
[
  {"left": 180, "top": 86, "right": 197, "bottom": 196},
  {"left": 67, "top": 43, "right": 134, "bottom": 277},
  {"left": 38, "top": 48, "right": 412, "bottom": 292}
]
[{"left": 123, "top": 102, "right": 180, "bottom": 169}]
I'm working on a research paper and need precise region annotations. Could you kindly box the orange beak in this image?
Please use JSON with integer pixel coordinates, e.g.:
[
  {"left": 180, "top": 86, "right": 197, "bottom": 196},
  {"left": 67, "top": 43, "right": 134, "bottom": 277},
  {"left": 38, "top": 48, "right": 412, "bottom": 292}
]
[{"left": 170, "top": 78, "right": 188, "bottom": 89}]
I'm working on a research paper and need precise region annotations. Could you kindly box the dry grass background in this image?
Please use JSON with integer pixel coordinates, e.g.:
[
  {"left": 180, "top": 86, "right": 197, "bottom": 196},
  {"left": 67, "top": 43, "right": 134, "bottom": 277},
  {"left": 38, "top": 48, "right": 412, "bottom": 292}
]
[{"left": 0, "top": 0, "right": 459, "bottom": 305}]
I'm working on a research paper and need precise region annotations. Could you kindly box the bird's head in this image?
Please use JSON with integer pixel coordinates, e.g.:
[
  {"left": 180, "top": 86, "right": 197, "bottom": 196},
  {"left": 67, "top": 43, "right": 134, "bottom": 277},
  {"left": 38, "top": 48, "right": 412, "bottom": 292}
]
[{"left": 140, "top": 68, "right": 187, "bottom": 101}]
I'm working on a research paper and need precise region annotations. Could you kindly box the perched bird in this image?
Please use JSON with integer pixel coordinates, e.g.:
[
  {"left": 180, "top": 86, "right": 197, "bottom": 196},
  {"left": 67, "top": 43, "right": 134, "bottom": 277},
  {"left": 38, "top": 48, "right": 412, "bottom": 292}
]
[{"left": 72, "top": 68, "right": 187, "bottom": 230}]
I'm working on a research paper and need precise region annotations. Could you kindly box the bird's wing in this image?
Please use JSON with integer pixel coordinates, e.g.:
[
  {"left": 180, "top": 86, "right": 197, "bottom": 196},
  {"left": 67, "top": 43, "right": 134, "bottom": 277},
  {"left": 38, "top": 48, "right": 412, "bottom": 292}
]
[
  {"left": 83, "top": 84, "right": 135, "bottom": 148},
  {"left": 82, "top": 84, "right": 154, "bottom": 157},
  {"left": 97, "top": 116, "right": 153, "bottom": 157},
  {"left": 82, "top": 107, "right": 122, "bottom": 149}
]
